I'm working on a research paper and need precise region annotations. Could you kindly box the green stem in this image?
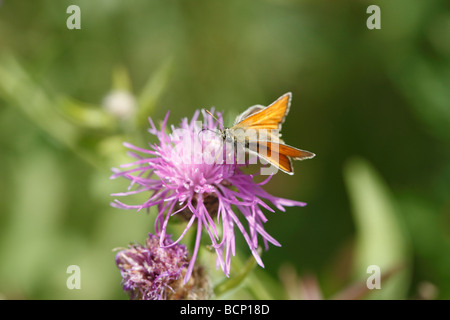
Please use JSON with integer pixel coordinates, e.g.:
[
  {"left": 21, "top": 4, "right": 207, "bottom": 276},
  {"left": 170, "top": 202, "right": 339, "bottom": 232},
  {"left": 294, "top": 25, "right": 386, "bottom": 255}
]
[
  {"left": 213, "top": 252, "right": 257, "bottom": 298},
  {"left": 246, "top": 271, "right": 277, "bottom": 300},
  {"left": 212, "top": 245, "right": 283, "bottom": 299}
]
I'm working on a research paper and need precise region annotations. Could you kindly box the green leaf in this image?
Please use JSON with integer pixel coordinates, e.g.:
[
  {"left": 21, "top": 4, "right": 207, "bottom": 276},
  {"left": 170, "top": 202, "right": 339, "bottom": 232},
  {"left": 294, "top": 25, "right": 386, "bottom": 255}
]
[
  {"left": 135, "top": 58, "right": 173, "bottom": 127},
  {"left": 0, "top": 55, "right": 101, "bottom": 167},
  {"left": 59, "top": 97, "right": 116, "bottom": 131},
  {"left": 112, "top": 65, "right": 133, "bottom": 92},
  {"left": 343, "top": 157, "right": 411, "bottom": 299},
  {"left": 0, "top": 55, "right": 80, "bottom": 147}
]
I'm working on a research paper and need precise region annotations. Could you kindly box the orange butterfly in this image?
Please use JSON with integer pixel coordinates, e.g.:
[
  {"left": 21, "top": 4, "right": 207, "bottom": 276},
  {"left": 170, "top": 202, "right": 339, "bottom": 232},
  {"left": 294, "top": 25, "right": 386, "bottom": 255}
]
[{"left": 206, "top": 92, "right": 315, "bottom": 175}]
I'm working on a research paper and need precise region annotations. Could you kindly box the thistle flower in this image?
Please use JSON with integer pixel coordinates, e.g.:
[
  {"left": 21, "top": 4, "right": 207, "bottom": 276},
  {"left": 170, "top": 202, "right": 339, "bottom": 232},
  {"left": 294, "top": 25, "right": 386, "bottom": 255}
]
[
  {"left": 111, "top": 110, "right": 307, "bottom": 282},
  {"left": 115, "top": 233, "right": 211, "bottom": 300}
]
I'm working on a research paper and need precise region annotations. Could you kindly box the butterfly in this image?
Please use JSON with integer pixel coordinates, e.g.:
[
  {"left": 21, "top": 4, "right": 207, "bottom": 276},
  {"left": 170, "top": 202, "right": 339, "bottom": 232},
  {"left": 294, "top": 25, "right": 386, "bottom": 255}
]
[{"left": 206, "top": 92, "right": 315, "bottom": 175}]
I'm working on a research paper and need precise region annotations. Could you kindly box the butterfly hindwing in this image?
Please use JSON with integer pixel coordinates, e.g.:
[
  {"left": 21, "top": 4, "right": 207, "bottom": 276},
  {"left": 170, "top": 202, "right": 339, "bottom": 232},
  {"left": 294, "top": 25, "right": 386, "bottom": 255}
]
[{"left": 247, "top": 140, "right": 315, "bottom": 174}]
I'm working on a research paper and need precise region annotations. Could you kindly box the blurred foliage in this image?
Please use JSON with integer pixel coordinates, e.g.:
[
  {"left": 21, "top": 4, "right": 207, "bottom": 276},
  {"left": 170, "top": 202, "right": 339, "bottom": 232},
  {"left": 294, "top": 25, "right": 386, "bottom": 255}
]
[
  {"left": 0, "top": 0, "right": 449, "bottom": 299},
  {"left": 344, "top": 157, "right": 410, "bottom": 299}
]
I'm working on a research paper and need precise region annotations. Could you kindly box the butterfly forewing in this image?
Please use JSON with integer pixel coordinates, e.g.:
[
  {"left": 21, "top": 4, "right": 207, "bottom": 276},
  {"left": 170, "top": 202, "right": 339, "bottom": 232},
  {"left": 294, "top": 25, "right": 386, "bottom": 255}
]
[
  {"left": 231, "top": 92, "right": 291, "bottom": 131},
  {"left": 233, "top": 105, "right": 265, "bottom": 124}
]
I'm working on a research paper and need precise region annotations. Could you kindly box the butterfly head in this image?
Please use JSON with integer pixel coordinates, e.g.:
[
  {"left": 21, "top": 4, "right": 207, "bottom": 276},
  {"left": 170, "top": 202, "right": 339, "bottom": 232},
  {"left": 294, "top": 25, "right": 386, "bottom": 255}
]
[{"left": 222, "top": 127, "right": 235, "bottom": 143}]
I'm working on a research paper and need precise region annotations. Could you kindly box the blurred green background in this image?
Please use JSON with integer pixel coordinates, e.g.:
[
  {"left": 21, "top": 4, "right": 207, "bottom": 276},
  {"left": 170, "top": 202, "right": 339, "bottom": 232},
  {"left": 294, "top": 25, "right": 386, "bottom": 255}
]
[{"left": 0, "top": 0, "right": 449, "bottom": 299}]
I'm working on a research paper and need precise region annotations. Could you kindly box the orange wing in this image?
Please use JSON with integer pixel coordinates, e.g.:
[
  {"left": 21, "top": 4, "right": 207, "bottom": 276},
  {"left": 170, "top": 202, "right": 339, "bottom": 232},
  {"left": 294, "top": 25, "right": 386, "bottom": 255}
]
[
  {"left": 268, "top": 153, "right": 294, "bottom": 175},
  {"left": 247, "top": 141, "right": 315, "bottom": 174},
  {"left": 231, "top": 93, "right": 291, "bottom": 131}
]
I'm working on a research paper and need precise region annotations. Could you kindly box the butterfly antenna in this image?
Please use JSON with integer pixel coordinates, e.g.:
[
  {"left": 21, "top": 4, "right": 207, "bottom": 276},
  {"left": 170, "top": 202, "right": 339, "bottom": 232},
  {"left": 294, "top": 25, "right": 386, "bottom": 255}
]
[
  {"left": 205, "top": 109, "right": 219, "bottom": 122},
  {"left": 198, "top": 127, "right": 221, "bottom": 137},
  {"left": 198, "top": 126, "right": 222, "bottom": 139},
  {"left": 198, "top": 109, "right": 224, "bottom": 139}
]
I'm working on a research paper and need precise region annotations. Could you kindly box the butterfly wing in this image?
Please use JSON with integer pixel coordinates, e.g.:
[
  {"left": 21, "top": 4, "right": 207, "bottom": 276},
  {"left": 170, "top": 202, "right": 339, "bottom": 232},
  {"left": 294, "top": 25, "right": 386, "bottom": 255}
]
[
  {"left": 231, "top": 92, "right": 291, "bottom": 131},
  {"left": 247, "top": 140, "right": 315, "bottom": 174},
  {"left": 229, "top": 92, "right": 315, "bottom": 174},
  {"left": 233, "top": 105, "right": 266, "bottom": 124}
]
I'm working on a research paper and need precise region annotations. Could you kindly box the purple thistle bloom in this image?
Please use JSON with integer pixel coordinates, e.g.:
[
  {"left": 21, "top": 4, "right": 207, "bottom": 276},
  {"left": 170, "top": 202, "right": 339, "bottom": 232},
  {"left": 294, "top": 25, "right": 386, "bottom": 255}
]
[
  {"left": 111, "top": 110, "right": 307, "bottom": 282},
  {"left": 115, "top": 233, "right": 211, "bottom": 300}
]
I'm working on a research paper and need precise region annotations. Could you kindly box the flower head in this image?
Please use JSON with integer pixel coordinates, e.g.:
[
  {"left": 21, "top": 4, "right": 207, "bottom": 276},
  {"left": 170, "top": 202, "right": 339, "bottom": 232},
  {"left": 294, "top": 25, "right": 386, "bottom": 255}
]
[
  {"left": 111, "top": 110, "right": 306, "bottom": 282},
  {"left": 102, "top": 90, "right": 137, "bottom": 120},
  {"left": 115, "top": 233, "right": 211, "bottom": 300}
]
